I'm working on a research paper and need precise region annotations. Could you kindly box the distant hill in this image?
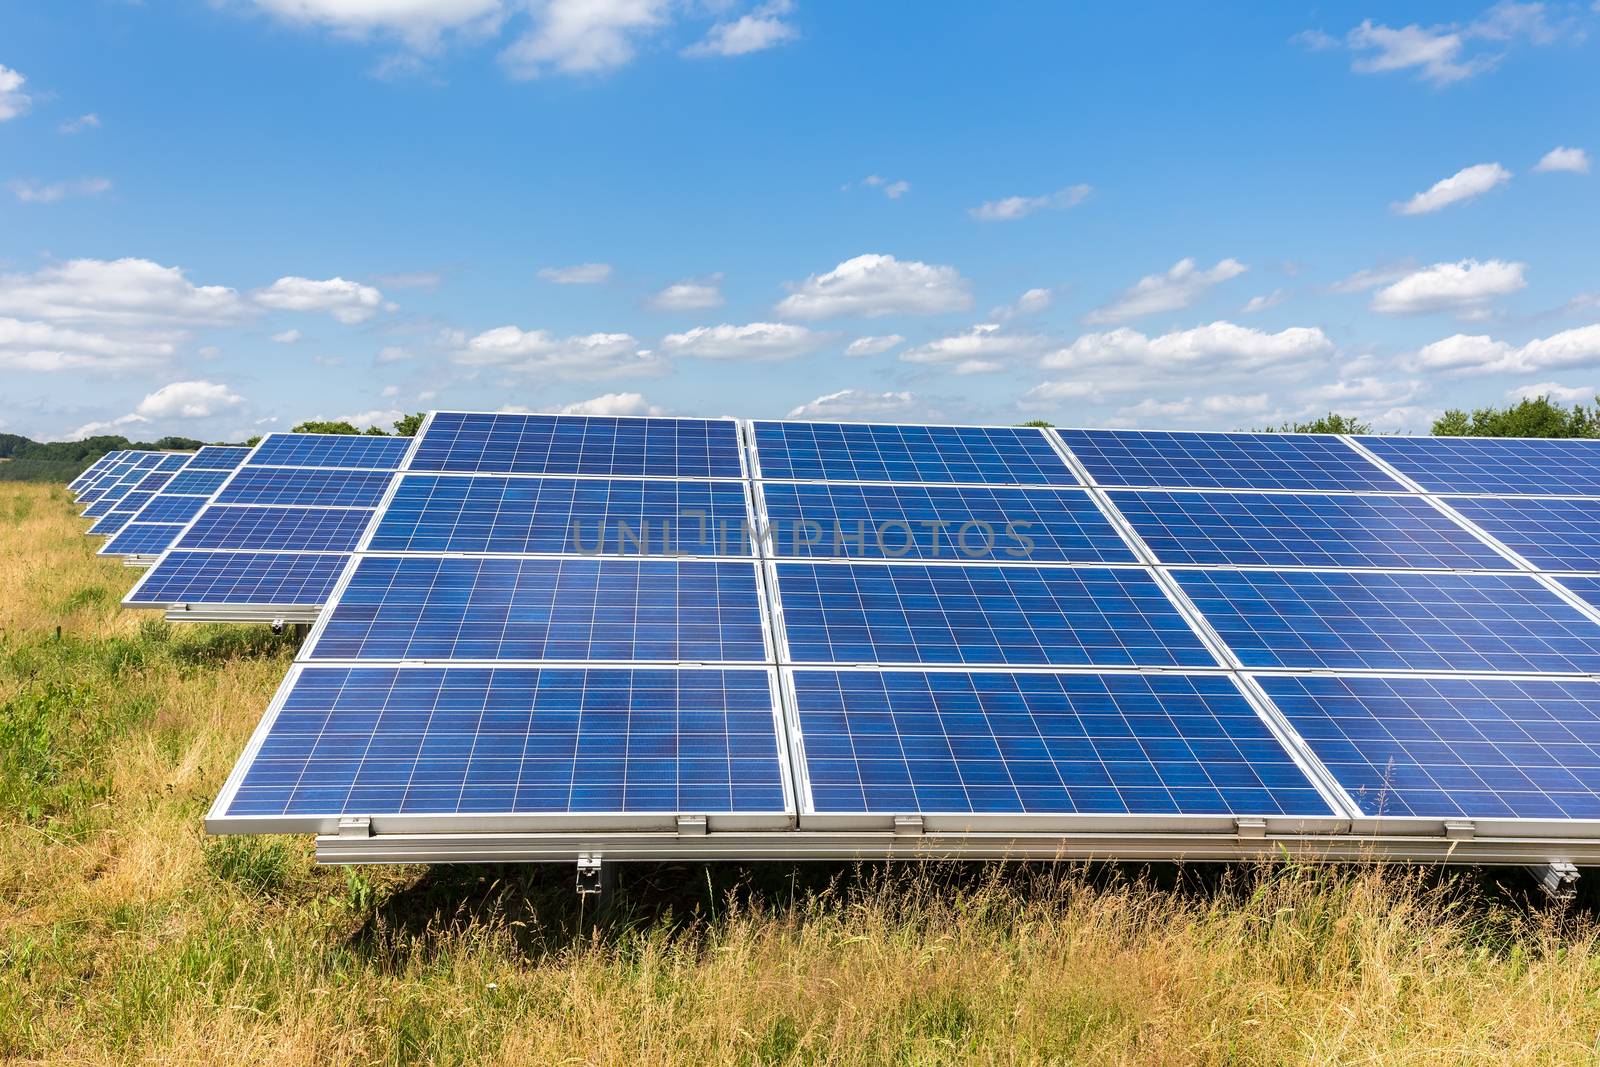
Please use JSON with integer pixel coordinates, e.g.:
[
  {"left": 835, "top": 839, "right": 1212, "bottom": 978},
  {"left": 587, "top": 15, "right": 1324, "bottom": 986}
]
[{"left": 0, "top": 432, "right": 217, "bottom": 483}]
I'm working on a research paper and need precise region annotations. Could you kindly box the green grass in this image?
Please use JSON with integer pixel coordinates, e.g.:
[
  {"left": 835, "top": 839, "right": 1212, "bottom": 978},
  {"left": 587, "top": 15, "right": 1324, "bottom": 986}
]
[{"left": 4, "top": 481, "right": 1600, "bottom": 1064}]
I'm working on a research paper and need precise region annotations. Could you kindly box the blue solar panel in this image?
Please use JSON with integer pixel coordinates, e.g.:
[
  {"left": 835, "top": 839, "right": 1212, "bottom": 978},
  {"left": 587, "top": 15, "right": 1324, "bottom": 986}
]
[
  {"left": 1175, "top": 569, "right": 1600, "bottom": 673},
  {"left": 187, "top": 445, "right": 254, "bottom": 470},
  {"left": 88, "top": 509, "right": 139, "bottom": 536},
  {"left": 164, "top": 469, "right": 232, "bottom": 496},
  {"left": 216, "top": 467, "right": 395, "bottom": 508},
  {"left": 1060, "top": 429, "right": 1402, "bottom": 491},
  {"left": 762, "top": 483, "right": 1136, "bottom": 563},
  {"left": 250, "top": 433, "right": 412, "bottom": 470},
  {"left": 153, "top": 454, "right": 191, "bottom": 472},
  {"left": 1259, "top": 674, "right": 1600, "bottom": 820},
  {"left": 1553, "top": 576, "right": 1600, "bottom": 613},
  {"left": 369, "top": 475, "right": 751, "bottom": 556},
  {"left": 410, "top": 412, "right": 743, "bottom": 479},
  {"left": 221, "top": 666, "right": 789, "bottom": 819},
  {"left": 794, "top": 670, "right": 1331, "bottom": 816},
  {"left": 753, "top": 421, "right": 1074, "bottom": 485},
  {"left": 71, "top": 453, "right": 121, "bottom": 492},
  {"left": 104, "top": 522, "right": 189, "bottom": 556},
  {"left": 1445, "top": 496, "right": 1600, "bottom": 571},
  {"left": 129, "top": 494, "right": 208, "bottom": 525},
  {"left": 308, "top": 557, "right": 768, "bottom": 663},
  {"left": 126, "top": 551, "right": 349, "bottom": 607},
  {"left": 175, "top": 506, "right": 372, "bottom": 552},
  {"left": 1356, "top": 435, "right": 1600, "bottom": 496},
  {"left": 776, "top": 563, "right": 1216, "bottom": 668},
  {"left": 1111, "top": 490, "right": 1510, "bottom": 570}
]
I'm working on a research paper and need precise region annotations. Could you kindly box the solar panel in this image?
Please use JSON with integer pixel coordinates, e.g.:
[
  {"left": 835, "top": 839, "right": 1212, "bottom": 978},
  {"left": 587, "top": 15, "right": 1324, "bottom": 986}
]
[
  {"left": 126, "top": 494, "right": 208, "bottom": 525},
  {"left": 409, "top": 412, "right": 744, "bottom": 479},
  {"left": 761, "top": 483, "right": 1136, "bottom": 563},
  {"left": 104, "top": 522, "right": 190, "bottom": 557},
  {"left": 164, "top": 469, "right": 233, "bottom": 496},
  {"left": 753, "top": 421, "right": 1074, "bottom": 485},
  {"left": 249, "top": 433, "right": 412, "bottom": 470},
  {"left": 368, "top": 475, "right": 752, "bottom": 556},
  {"left": 792, "top": 670, "right": 1332, "bottom": 816},
  {"left": 82, "top": 454, "right": 168, "bottom": 516},
  {"left": 186, "top": 445, "right": 254, "bottom": 470},
  {"left": 71, "top": 451, "right": 122, "bottom": 493},
  {"left": 1356, "top": 435, "right": 1600, "bottom": 496},
  {"left": 174, "top": 505, "right": 372, "bottom": 552},
  {"left": 124, "top": 551, "right": 350, "bottom": 608},
  {"left": 1444, "top": 496, "right": 1600, "bottom": 571},
  {"left": 1059, "top": 429, "right": 1403, "bottom": 491},
  {"left": 307, "top": 556, "right": 770, "bottom": 663},
  {"left": 104, "top": 447, "right": 253, "bottom": 560},
  {"left": 215, "top": 665, "right": 791, "bottom": 824},
  {"left": 1553, "top": 576, "right": 1600, "bottom": 613},
  {"left": 215, "top": 467, "right": 396, "bottom": 508},
  {"left": 775, "top": 563, "right": 1217, "bottom": 668},
  {"left": 1174, "top": 568, "right": 1600, "bottom": 674},
  {"left": 1259, "top": 674, "right": 1600, "bottom": 820},
  {"left": 1110, "top": 490, "right": 1511, "bottom": 570}
]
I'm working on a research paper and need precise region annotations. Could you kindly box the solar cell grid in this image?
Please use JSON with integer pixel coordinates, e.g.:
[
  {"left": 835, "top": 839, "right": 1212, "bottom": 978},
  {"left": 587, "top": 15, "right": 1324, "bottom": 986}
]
[
  {"left": 104, "top": 522, "right": 189, "bottom": 556},
  {"left": 1259, "top": 674, "right": 1600, "bottom": 820},
  {"left": 216, "top": 466, "right": 395, "bottom": 508},
  {"left": 1175, "top": 568, "right": 1600, "bottom": 674},
  {"left": 1445, "top": 496, "right": 1600, "bottom": 571},
  {"left": 125, "top": 551, "right": 349, "bottom": 607},
  {"left": 761, "top": 482, "right": 1137, "bottom": 563},
  {"left": 409, "top": 412, "right": 744, "bottom": 479},
  {"left": 753, "top": 421, "right": 1075, "bottom": 485},
  {"left": 250, "top": 433, "right": 413, "bottom": 470},
  {"left": 187, "top": 446, "right": 254, "bottom": 470},
  {"left": 1110, "top": 489, "right": 1511, "bottom": 570},
  {"left": 369, "top": 474, "right": 751, "bottom": 556},
  {"left": 1059, "top": 429, "right": 1403, "bottom": 491},
  {"left": 793, "top": 670, "right": 1332, "bottom": 817},
  {"left": 775, "top": 562, "right": 1217, "bottom": 668},
  {"left": 1356, "top": 435, "right": 1600, "bottom": 496},
  {"left": 163, "top": 469, "right": 233, "bottom": 496},
  {"left": 221, "top": 666, "right": 789, "bottom": 819},
  {"left": 88, "top": 509, "right": 140, "bottom": 536},
  {"left": 175, "top": 505, "right": 373, "bottom": 552},
  {"left": 308, "top": 556, "right": 769, "bottom": 663},
  {"left": 128, "top": 494, "right": 208, "bottom": 525}
]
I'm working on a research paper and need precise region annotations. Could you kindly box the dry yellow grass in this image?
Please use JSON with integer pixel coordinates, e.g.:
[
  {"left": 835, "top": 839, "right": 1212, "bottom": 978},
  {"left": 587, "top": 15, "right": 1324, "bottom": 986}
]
[{"left": 4, "top": 480, "right": 1600, "bottom": 1065}]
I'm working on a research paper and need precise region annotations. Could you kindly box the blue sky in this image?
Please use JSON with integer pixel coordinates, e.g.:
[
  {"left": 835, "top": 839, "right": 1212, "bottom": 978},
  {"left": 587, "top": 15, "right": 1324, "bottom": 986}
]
[{"left": 1, "top": 1, "right": 1598, "bottom": 441}]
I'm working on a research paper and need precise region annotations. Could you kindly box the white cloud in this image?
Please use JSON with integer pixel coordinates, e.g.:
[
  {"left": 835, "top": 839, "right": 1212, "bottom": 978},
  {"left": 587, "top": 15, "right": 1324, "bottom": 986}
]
[
  {"left": 684, "top": 0, "right": 798, "bottom": 57},
  {"left": 0, "top": 258, "right": 246, "bottom": 329},
  {"left": 1410, "top": 324, "right": 1600, "bottom": 376},
  {"left": 1241, "top": 289, "right": 1288, "bottom": 314},
  {"left": 660, "top": 321, "right": 825, "bottom": 360},
  {"left": 373, "top": 270, "right": 445, "bottom": 290},
  {"left": 1393, "top": 162, "right": 1510, "bottom": 215},
  {"left": 380, "top": 384, "right": 400, "bottom": 398},
  {"left": 135, "top": 380, "right": 245, "bottom": 419},
  {"left": 649, "top": 274, "right": 724, "bottom": 310},
  {"left": 775, "top": 253, "right": 972, "bottom": 319},
  {"left": 1508, "top": 382, "right": 1598, "bottom": 404},
  {"left": 7, "top": 177, "right": 113, "bottom": 204},
  {"left": 63, "top": 413, "right": 149, "bottom": 440},
  {"left": 856, "top": 174, "right": 910, "bottom": 199},
  {"left": 336, "top": 408, "right": 406, "bottom": 430},
  {"left": 452, "top": 325, "right": 660, "bottom": 379},
  {"left": 1329, "top": 263, "right": 1415, "bottom": 293},
  {"left": 1018, "top": 379, "right": 1113, "bottom": 409},
  {"left": 271, "top": 329, "right": 303, "bottom": 344},
  {"left": 1370, "top": 259, "right": 1526, "bottom": 315},
  {"left": 1043, "top": 321, "right": 1333, "bottom": 378},
  {"left": 254, "top": 276, "right": 385, "bottom": 324},
  {"left": 538, "top": 262, "right": 613, "bottom": 284},
  {"left": 787, "top": 388, "right": 917, "bottom": 420},
  {"left": 1536, "top": 146, "right": 1591, "bottom": 174},
  {"left": 844, "top": 334, "right": 903, "bottom": 357},
  {"left": 501, "top": 0, "right": 668, "bottom": 77},
  {"left": 1113, "top": 393, "right": 1273, "bottom": 425},
  {"left": 969, "top": 183, "right": 1092, "bottom": 222},
  {"left": 59, "top": 113, "right": 100, "bottom": 134},
  {"left": 899, "top": 323, "right": 1047, "bottom": 375},
  {"left": 558, "top": 391, "right": 662, "bottom": 416},
  {"left": 248, "top": 0, "right": 507, "bottom": 51},
  {"left": 1084, "top": 258, "right": 1247, "bottom": 325},
  {"left": 376, "top": 345, "right": 412, "bottom": 363},
  {"left": 990, "top": 288, "right": 1053, "bottom": 321},
  {"left": 0, "top": 317, "right": 173, "bottom": 372},
  {"left": 0, "top": 64, "right": 30, "bottom": 121},
  {"left": 1316, "top": 6, "right": 1564, "bottom": 87}
]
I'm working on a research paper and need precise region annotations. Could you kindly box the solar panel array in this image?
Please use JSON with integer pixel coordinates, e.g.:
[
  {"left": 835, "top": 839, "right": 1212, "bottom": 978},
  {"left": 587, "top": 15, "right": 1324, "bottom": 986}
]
[
  {"left": 123, "top": 434, "right": 411, "bottom": 618},
  {"left": 48, "top": 413, "right": 1590, "bottom": 859},
  {"left": 102, "top": 446, "right": 254, "bottom": 561}
]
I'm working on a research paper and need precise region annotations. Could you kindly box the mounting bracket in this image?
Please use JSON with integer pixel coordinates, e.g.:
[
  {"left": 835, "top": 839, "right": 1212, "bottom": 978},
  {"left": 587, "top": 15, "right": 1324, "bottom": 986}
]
[
  {"left": 576, "top": 852, "right": 613, "bottom": 896},
  {"left": 1526, "top": 861, "right": 1580, "bottom": 901}
]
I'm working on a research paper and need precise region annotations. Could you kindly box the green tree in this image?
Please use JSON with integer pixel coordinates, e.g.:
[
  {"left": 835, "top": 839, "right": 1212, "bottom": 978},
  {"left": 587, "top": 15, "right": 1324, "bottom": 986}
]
[
  {"left": 392, "top": 412, "right": 426, "bottom": 436},
  {"left": 291, "top": 419, "right": 368, "bottom": 435},
  {"left": 1261, "top": 413, "right": 1372, "bottom": 434},
  {"left": 1017, "top": 419, "right": 1054, "bottom": 428},
  {"left": 1431, "top": 395, "right": 1600, "bottom": 438}
]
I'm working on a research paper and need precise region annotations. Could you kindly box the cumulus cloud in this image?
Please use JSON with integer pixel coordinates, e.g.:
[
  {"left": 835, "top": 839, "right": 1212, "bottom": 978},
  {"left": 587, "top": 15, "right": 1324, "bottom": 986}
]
[
  {"left": 0, "top": 258, "right": 246, "bottom": 329},
  {"left": 660, "top": 321, "right": 825, "bottom": 360},
  {"left": 1241, "top": 289, "right": 1287, "bottom": 313},
  {"left": 1303, "top": 5, "right": 1566, "bottom": 87},
  {"left": 0, "top": 63, "right": 30, "bottom": 121},
  {"left": 786, "top": 388, "right": 918, "bottom": 420},
  {"left": 557, "top": 391, "right": 662, "bottom": 416},
  {"left": 452, "top": 325, "right": 660, "bottom": 379},
  {"left": 248, "top": 0, "right": 507, "bottom": 51},
  {"left": 538, "top": 262, "right": 613, "bottom": 284},
  {"left": 0, "top": 317, "right": 173, "bottom": 372},
  {"left": 990, "top": 288, "right": 1053, "bottom": 321},
  {"left": 500, "top": 0, "right": 668, "bottom": 77},
  {"left": 844, "top": 334, "right": 903, "bottom": 357},
  {"left": 1084, "top": 258, "right": 1247, "bottom": 325},
  {"left": 856, "top": 175, "right": 910, "bottom": 199},
  {"left": 683, "top": 0, "right": 798, "bottom": 57},
  {"left": 59, "top": 113, "right": 100, "bottom": 134},
  {"left": 271, "top": 329, "right": 303, "bottom": 344},
  {"left": 1370, "top": 259, "right": 1526, "bottom": 315},
  {"left": 649, "top": 274, "right": 724, "bottom": 311},
  {"left": 253, "top": 276, "right": 385, "bottom": 324},
  {"left": 1329, "top": 262, "right": 1415, "bottom": 293},
  {"left": 1042, "top": 321, "right": 1333, "bottom": 378},
  {"left": 8, "top": 177, "right": 112, "bottom": 204},
  {"left": 969, "top": 183, "right": 1092, "bottom": 222},
  {"left": 1409, "top": 324, "right": 1600, "bottom": 376},
  {"left": 1508, "top": 382, "right": 1598, "bottom": 404},
  {"left": 1114, "top": 392, "right": 1273, "bottom": 425},
  {"left": 136, "top": 380, "right": 245, "bottom": 419},
  {"left": 899, "top": 323, "right": 1048, "bottom": 375},
  {"left": 775, "top": 254, "right": 972, "bottom": 319},
  {"left": 1536, "top": 146, "right": 1591, "bottom": 174},
  {"left": 1393, "top": 162, "right": 1510, "bottom": 215}
]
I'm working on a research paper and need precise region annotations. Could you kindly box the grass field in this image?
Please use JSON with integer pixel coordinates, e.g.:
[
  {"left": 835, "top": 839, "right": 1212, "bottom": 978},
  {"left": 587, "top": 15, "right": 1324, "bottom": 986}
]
[{"left": 5, "top": 481, "right": 1600, "bottom": 1064}]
